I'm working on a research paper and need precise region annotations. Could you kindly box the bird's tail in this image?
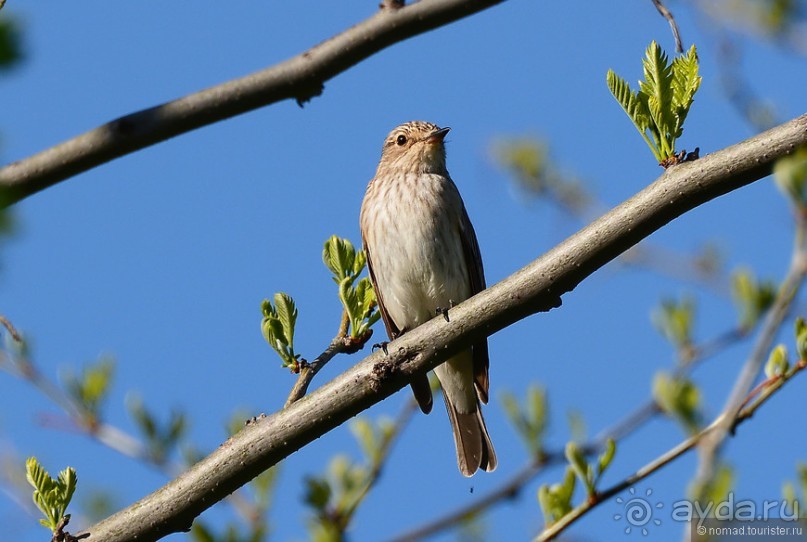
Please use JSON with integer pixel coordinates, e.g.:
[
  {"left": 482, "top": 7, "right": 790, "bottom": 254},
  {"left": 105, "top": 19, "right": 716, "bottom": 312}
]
[{"left": 442, "top": 393, "right": 497, "bottom": 477}]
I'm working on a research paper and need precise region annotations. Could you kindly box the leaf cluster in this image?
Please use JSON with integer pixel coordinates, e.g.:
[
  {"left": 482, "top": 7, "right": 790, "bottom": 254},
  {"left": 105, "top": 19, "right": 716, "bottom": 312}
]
[
  {"left": 652, "top": 372, "right": 703, "bottom": 435},
  {"left": 261, "top": 293, "right": 300, "bottom": 370},
  {"left": 652, "top": 295, "right": 696, "bottom": 351},
  {"left": 774, "top": 147, "right": 807, "bottom": 209},
  {"left": 322, "top": 236, "right": 380, "bottom": 340},
  {"left": 731, "top": 269, "right": 777, "bottom": 331},
  {"left": 25, "top": 457, "right": 77, "bottom": 533},
  {"left": 500, "top": 384, "right": 548, "bottom": 457},
  {"left": 127, "top": 394, "right": 187, "bottom": 465},
  {"left": 62, "top": 357, "right": 115, "bottom": 429},
  {"left": 538, "top": 439, "right": 616, "bottom": 526},
  {"left": 607, "top": 41, "right": 701, "bottom": 165}
]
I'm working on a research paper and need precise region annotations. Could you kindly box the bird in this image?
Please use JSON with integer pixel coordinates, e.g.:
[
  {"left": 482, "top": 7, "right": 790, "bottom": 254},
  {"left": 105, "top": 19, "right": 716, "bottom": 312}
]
[{"left": 359, "top": 121, "right": 496, "bottom": 476}]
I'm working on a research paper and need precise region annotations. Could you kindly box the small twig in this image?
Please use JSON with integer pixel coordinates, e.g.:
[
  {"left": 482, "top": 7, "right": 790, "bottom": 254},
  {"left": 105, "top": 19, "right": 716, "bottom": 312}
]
[
  {"left": 651, "top": 0, "right": 684, "bottom": 53},
  {"left": 535, "top": 359, "right": 807, "bottom": 542},
  {"left": 285, "top": 310, "right": 373, "bottom": 407},
  {"left": 0, "top": 314, "right": 21, "bottom": 342},
  {"left": 694, "top": 212, "right": 807, "bottom": 488},
  {"left": 52, "top": 514, "right": 90, "bottom": 542}
]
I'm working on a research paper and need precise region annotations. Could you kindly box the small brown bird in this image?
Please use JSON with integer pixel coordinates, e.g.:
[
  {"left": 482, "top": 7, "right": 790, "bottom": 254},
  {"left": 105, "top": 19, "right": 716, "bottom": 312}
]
[{"left": 360, "top": 121, "right": 496, "bottom": 476}]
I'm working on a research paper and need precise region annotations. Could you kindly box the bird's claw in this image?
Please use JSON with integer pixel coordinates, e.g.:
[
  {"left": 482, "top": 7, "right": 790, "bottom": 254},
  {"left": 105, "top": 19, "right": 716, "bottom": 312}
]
[
  {"left": 372, "top": 341, "right": 390, "bottom": 355},
  {"left": 436, "top": 300, "right": 456, "bottom": 322}
]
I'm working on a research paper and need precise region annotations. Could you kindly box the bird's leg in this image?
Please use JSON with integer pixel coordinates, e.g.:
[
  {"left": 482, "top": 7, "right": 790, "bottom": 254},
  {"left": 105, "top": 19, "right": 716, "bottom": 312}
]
[
  {"left": 435, "top": 299, "right": 456, "bottom": 322},
  {"left": 372, "top": 342, "right": 390, "bottom": 355}
]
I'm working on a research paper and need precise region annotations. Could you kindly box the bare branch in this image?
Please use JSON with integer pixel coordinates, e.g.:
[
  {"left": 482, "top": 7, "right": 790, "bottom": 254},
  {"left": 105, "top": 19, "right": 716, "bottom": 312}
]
[
  {"left": 0, "top": 0, "right": 508, "bottom": 208},
  {"left": 0, "top": 314, "right": 21, "bottom": 342},
  {"left": 78, "top": 115, "right": 807, "bottom": 542},
  {"left": 651, "top": 0, "right": 684, "bottom": 53},
  {"left": 694, "top": 210, "right": 807, "bottom": 488}
]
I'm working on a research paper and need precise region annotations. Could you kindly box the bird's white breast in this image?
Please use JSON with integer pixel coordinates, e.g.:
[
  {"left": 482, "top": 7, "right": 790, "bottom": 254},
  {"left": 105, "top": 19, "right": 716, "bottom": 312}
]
[{"left": 363, "top": 172, "right": 470, "bottom": 331}]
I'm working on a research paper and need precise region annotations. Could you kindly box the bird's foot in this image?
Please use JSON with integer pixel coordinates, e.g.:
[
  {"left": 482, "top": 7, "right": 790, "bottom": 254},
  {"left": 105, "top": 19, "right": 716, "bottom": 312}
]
[
  {"left": 372, "top": 341, "right": 390, "bottom": 355},
  {"left": 435, "top": 300, "right": 456, "bottom": 322}
]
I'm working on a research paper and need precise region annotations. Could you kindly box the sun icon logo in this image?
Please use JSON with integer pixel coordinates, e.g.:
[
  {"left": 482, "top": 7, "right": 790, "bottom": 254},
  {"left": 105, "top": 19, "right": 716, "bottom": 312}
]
[{"left": 613, "top": 487, "right": 663, "bottom": 536}]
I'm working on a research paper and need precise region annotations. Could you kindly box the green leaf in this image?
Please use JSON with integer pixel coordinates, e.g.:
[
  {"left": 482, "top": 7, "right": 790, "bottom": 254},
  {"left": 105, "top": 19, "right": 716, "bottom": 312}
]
[
  {"left": 62, "top": 357, "right": 115, "bottom": 422},
  {"left": 260, "top": 294, "right": 300, "bottom": 368},
  {"left": 304, "top": 476, "right": 332, "bottom": 511},
  {"left": 796, "top": 317, "right": 807, "bottom": 361},
  {"left": 607, "top": 40, "right": 700, "bottom": 164},
  {"left": 565, "top": 442, "right": 593, "bottom": 494},
  {"left": 273, "top": 292, "right": 298, "bottom": 348},
  {"left": 639, "top": 42, "right": 675, "bottom": 154},
  {"left": 765, "top": 345, "right": 789, "bottom": 379},
  {"left": 25, "top": 457, "right": 77, "bottom": 532},
  {"left": 731, "top": 268, "right": 777, "bottom": 331},
  {"left": 596, "top": 438, "right": 616, "bottom": 480},
  {"left": 652, "top": 372, "right": 702, "bottom": 434},
  {"left": 538, "top": 467, "right": 576, "bottom": 527},
  {"left": 652, "top": 296, "right": 696, "bottom": 351},
  {"left": 774, "top": 148, "right": 807, "bottom": 208},
  {"left": 499, "top": 385, "right": 548, "bottom": 456},
  {"left": 670, "top": 45, "right": 701, "bottom": 139},
  {"left": 323, "top": 235, "right": 360, "bottom": 284}
]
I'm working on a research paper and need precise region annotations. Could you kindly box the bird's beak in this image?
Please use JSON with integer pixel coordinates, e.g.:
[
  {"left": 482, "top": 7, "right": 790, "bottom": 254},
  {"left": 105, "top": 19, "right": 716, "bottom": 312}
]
[{"left": 427, "top": 127, "right": 451, "bottom": 143}]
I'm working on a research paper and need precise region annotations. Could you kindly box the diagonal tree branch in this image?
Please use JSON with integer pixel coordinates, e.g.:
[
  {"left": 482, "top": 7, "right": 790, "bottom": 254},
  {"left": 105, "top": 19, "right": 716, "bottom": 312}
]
[
  {"left": 0, "top": 0, "right": 509, "bottom": 208},
  {"left": 78, "top": 114, "right": 807, "bottom": 542}
]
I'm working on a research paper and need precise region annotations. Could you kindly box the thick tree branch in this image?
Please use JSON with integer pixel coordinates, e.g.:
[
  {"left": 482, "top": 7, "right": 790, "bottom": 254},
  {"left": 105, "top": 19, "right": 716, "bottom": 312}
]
[
  {"left": 79, "top": 115, "right": 807, "bottom": 542},
  {"left": 0, "top": 0, "right": 508, "bottom": 208}
]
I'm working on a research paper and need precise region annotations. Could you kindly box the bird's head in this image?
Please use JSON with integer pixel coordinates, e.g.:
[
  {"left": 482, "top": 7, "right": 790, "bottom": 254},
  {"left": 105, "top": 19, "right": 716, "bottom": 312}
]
[{"left": 378, "top": 121, "right": 450, "bottom": 175}]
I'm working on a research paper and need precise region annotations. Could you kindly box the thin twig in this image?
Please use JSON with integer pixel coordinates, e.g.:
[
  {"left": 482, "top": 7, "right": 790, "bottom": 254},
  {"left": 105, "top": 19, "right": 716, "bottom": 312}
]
[
  {"left": 285, "top": 310, "right": 373, "bottom": 407},
  {"left": 651, "top": 0, "right": 684, "bottom": 53},
  {"left": 694, "top": 212, "right": 807, "bottom": 488},
  {"left": 0, "top": 315, "right": 21, "bottom": 342},
  {"left": 535, "top": 359, "right": 807, "bottom": 542},
  {"left": 0, "top": 0, "right": 509, "bottom": 207}
]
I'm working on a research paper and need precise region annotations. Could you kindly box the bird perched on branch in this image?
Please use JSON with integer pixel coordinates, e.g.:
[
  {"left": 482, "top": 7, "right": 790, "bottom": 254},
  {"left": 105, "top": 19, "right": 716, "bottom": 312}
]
[{"left": 360, "top": 121, "right": 496, "bottom": 476}]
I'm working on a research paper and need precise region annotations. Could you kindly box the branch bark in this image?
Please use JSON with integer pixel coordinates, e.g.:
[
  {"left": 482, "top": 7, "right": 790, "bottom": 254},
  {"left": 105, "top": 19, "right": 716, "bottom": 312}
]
[
  {"left": 76, "top": 115, "right": 807, "bottom": 541},
  {"left": 0, "top": 0, "right": 508, "bottom": 208}
]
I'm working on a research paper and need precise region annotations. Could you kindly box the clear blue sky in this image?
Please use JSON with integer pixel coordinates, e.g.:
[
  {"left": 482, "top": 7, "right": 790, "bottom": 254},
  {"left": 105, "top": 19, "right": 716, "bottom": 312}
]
[{"left": 2, "top": 2, "right": 805, "bottom": 541}]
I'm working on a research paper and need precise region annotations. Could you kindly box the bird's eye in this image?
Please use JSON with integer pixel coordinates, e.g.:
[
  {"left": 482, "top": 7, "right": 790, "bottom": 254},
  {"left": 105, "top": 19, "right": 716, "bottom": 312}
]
[{"left": 396, "top": 134, "right": 408, "bottom": 146}]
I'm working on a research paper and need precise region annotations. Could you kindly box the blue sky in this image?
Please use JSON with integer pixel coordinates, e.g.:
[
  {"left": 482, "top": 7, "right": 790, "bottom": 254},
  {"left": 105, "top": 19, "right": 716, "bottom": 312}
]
[{"left": 1, "top": 1, "right": 806, "bottom": 541}]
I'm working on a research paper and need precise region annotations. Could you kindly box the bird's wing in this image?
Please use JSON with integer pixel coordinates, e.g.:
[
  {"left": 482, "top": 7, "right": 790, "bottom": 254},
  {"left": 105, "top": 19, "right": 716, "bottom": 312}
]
[
  {"left": 363, "top": 237, "right": 434, "bottom": 413},
  {"left": 459, "top": 204, "right": 491, "bottom": 405}
]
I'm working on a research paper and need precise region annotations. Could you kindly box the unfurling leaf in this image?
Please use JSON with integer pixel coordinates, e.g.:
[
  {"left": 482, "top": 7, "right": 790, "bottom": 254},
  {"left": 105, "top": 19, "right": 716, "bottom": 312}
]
[
  {"left": 652, "top": 372, "right": 702, "bottom": 434},
  {"left": 323, "top": 235, "right": 363, "bottom": 284},
  {"left": 500, "top": 385, "right": 548, "bottom": 456},
  {"left": 795, "top": 317, "right": 807, "bottom": 361},
  {"left": 652, "top": 296, "right": 696, "bottom": 351},
  {"left": 261, "top": 293, "right": 301, "bottom": 369},
  {"left": 765, "top": 345, "right": 790, "bottom": 379},
  {"left": 596, "top": 438, "right": 616, "bottom": 481},
  {"left": 774, "top": 148, "right": 807, "bottom": 208},
  {"left": 25, "top": 457, "right": 78, "bottom": 533},
  {"left": 325, "top": 235, "right": 380, "bottom": 340},
  {"left": 731, "top": 268, "right": 777, "bottom": 331},
  {"left": 607, "top": 40, "right": 700, "bottom": 165},
  {"left": 538, "top": 467, "right": 576, "bottom": 527}
]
